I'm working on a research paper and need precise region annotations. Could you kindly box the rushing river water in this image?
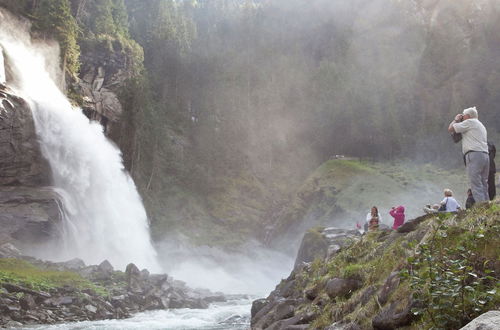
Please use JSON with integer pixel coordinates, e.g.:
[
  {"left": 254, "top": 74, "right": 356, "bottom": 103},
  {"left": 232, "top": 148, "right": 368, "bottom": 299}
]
[{"left": 24, "top": 298, "right": 252, "bottom": 330}]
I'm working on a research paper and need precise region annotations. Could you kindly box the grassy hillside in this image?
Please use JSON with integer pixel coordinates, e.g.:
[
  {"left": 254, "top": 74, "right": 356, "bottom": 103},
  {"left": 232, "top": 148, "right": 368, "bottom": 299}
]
[
  {"left": 260, "top": 201, "right": 500, "bottom": 329},
  {"left": 269, "top": 159, "right": 469, "bottom": 247}
]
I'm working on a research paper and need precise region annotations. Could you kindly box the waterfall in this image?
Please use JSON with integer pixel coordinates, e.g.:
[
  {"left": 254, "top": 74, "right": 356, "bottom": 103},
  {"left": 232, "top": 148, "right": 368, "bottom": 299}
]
[{"left": 0, "top": 10, "right": 160, "bottom": 272}]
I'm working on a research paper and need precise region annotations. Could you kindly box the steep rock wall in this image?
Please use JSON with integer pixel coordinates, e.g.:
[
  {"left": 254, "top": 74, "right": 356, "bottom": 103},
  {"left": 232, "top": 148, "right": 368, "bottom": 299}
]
[{"left": 0, "top": 84, "right": 62, "bottom": 250}]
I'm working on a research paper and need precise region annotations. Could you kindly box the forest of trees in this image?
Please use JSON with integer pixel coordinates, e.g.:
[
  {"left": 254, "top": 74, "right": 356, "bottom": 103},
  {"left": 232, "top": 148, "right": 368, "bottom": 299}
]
[{"left": 1, "top": 0, "right": 499, "bottom": 245}]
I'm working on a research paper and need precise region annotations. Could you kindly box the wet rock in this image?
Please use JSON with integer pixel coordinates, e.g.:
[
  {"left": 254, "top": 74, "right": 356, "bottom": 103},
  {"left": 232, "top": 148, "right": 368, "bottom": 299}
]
[
  {"left": 252, "top": 299, "right": 278, "bottom": 328},
  {"left": 460, "top": 310, "right": 500, "bottom": 329},
  {"left": 251, "top": 298, "right": 268, "bottom": 318},
  {"left": 325, "top": 278, "right": 362, "bottom": 299},
  {"left": 125, "top": 263, "right": 142, "bottom": 293}
]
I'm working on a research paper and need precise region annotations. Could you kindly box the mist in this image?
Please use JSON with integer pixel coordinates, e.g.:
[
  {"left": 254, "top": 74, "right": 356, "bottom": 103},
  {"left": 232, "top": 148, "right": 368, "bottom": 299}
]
[{"left": 156, "top": 240, "right": 294, "bottom": 296}]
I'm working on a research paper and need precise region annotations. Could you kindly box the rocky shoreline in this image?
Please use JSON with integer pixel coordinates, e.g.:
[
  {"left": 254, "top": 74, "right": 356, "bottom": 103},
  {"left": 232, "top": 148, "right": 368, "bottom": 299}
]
[{"left": 0, "top": 246, "right": 228, "bottom": 328}]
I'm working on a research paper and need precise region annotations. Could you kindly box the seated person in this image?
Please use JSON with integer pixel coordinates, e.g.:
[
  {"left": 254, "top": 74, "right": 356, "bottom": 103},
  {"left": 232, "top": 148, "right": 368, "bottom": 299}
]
[{"left": 440, "top": 189, "right": 461, "bottom": 212}]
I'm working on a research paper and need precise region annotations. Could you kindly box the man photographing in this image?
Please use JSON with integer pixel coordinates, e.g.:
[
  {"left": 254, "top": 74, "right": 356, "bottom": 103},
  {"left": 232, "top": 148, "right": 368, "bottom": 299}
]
[{"left": 448, "top": 106, "right": 489, "bottom": 202}]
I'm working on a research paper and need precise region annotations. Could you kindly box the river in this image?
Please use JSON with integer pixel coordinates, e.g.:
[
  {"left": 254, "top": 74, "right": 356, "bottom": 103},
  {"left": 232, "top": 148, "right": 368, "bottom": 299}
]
[{"left": 24, "top": 298, "right": 252, "bottom": 330}]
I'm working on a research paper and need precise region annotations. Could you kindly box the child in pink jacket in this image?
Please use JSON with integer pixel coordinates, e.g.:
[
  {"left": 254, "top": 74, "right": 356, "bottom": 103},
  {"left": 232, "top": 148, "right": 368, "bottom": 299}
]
[{"left": 389, "top": 205, "right": 405, "bottom": 230}]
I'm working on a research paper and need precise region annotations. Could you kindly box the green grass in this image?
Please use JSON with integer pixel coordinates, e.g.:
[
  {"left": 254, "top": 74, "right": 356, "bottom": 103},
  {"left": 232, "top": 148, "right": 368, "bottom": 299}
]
[
  {"left": 286, "top": 200, "right": 500, "bottom": 329},
  {"left": 0, "top": 258, "right": 107, "bottom": 295}
]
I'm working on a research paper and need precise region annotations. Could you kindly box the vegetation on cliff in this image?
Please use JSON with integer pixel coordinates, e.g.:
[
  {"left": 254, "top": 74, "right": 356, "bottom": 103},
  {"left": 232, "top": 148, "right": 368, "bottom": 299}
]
[{"left": 255, "top": 201, "right": 500, "bottom": 329}]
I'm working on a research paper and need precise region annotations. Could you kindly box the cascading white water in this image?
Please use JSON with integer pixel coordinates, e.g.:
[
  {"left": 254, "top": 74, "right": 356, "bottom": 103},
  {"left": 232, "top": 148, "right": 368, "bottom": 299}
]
[{"left": 0, "top": 10, "right": 160, "bottom": 272}]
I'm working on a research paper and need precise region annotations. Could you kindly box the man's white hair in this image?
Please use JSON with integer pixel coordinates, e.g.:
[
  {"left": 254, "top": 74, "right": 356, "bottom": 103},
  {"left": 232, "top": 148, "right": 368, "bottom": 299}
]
[{"left": 463, "top": 106, "right": 478, "bottom": 118}]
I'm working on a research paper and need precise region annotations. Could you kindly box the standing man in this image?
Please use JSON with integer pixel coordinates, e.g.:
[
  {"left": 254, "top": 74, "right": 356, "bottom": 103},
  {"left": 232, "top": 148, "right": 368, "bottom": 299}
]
[{"left": 448, "top": 106, "right": 489, "bottom": 202}]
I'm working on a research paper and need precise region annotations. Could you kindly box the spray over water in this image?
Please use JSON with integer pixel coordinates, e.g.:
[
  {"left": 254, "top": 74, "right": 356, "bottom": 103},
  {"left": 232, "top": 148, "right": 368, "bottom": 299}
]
[{"left": 0, "top": 11, "right": 160, "bottom": 271}]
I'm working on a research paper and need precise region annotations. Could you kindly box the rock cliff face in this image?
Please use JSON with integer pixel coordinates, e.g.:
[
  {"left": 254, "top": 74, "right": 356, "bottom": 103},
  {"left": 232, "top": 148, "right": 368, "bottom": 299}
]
[
  {"left": 0, "top": 84, "right": 62, "bottom": 250},
  {"left": 75, "top": 42, "right": 133, "bottom": 136},
  {"left": 0, "top": 84, "right": 49, "bottom": 187}
]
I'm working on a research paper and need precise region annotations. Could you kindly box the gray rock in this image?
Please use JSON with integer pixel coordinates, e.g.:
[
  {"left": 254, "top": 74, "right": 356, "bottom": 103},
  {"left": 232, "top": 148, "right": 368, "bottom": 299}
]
[
  {"left": 0, "top": 242, "right": 21, "bottom": 258},
  {"left": 252, "top": 298, "right": 268, "bottom": 318},
  {"left": 325, "top": 278, "right": 362, "bottom": 299},
  {"left": 125, "top": 263, "right": 142, "bottom": 292},
  {"left": 0, "top": 187, "right": 63, "bottom": 247},
  {"left": 98, "top": 260, "right": 114, "bottom": 273},
  {"left": 4, "top": 320, "right": 23, "bottom": 327},
  {"left": 460, "top": 311, "right": 500, "bottom": 330},
  {"left": 275, "top": 300, "right": 295, "bottom": 320},
  {"left": 56, "top": 258, "right": 86, "bottom": 270},
  {"left": 19, "top": 294, "right": 36, "bottom": 310},
  {"left": 84, "top": 304, "right": 97, "bottom": 314},
  {"left": 139, "top": 269, "right": 150, "bottom": 281}
]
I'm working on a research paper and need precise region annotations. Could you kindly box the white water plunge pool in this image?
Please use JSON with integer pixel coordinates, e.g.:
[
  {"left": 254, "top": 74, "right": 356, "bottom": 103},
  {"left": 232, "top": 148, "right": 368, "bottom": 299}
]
[{"left": 24, "top": 298, "right": 252, "bottom": 330}]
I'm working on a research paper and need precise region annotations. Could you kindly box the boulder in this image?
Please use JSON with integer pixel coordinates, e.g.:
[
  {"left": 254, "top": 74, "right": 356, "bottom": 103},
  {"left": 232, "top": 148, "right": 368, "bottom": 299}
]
[
  {"left": 460, "top": 311, "right": 500, "bottom": 330},
  {"left": 84, "top": 304, "right": 97, "bottom": 314},
  {"left": 98, "top": 260, "right": 114, "bottom": 273},
  {"left": 325, "top": 278, "right": 362, "bottom": 299},
  {"left": 125, "top": 263, "right": 142, "bottom": 293}
]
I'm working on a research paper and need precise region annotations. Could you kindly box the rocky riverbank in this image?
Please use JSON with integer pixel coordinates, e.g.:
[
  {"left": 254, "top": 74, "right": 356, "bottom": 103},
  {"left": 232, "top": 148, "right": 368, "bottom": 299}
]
[
  {"left": 252, "top": 202, "right": 500, "bottom": 329},
  {"left": 0, "top": 246, "right": 227, "bottom": 327}
]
